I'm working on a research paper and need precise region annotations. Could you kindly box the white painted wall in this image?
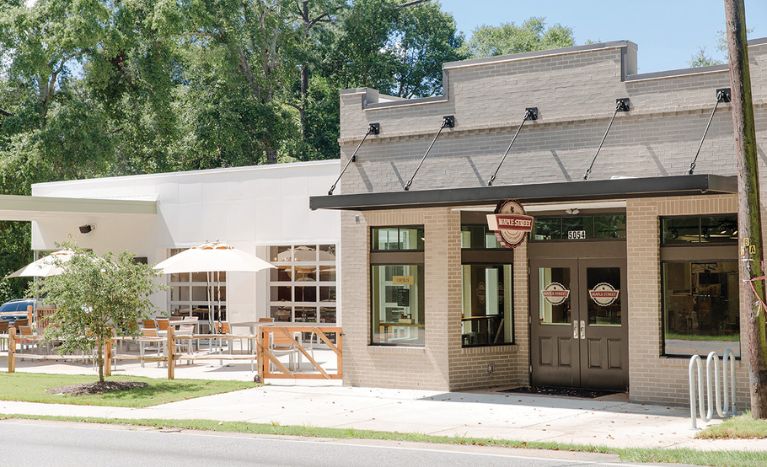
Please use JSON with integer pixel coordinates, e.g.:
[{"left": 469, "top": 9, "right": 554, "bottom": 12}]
[{"left": 30, "top": 160, "right": 341, "bottom": 325}]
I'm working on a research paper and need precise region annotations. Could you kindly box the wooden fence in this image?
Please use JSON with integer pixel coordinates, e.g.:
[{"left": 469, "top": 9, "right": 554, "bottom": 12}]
[{"left": 2, "top": 324, "right": 343, "bottom": 382}]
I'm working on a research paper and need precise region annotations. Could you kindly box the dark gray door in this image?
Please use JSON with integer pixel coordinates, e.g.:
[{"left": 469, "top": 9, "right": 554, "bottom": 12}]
[
  {"left": 530, "top": 259, "right": 581, "bottom": 387},
  {"left": 531, "top": 256, "right": 628, "bottom": 390},
  {"left": 577, "top": 258, "right": 628, "bottom": 390}
]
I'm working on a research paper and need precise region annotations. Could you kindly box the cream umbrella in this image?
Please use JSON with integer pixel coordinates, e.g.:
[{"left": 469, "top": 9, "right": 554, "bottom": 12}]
[
  {"left": 6, "top": 249, "right": 75, "bottom": 329},
  {"left": 154, "top": 242, "right": 275, "bottom": 330},
  {"left": 6, "top": 249, "right": 75, "bottom": 278}
]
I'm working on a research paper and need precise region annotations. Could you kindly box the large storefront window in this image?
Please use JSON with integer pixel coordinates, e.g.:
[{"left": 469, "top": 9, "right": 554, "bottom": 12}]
[
  {"left": 268, "top": 244, "right": 337, "bottom": 324},
  {"left": 168, "top": 248, "right": 226, "bottom": 331},
  {"left": 461, "top": 264, "right": 513, "bottom": 346},
  {"left": 661, "top": 215, "right": 740, "bottom": 356},
  {"left": 371, "top": 226, "right": 425, "bottom": 346},
  {"left": 460, "top": 216, "right": 514, "bottom": 347}
]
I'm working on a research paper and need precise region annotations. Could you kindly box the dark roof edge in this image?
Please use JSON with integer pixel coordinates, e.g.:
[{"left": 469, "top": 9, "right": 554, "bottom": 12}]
[{"left": 310, "top": 175, "right": 737, "bottom": 211}]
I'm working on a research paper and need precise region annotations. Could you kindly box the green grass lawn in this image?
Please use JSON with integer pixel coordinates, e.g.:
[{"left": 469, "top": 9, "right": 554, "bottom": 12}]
[
  {"left": 1, "top": 414, "right": 766, "bottom": 467},
  {"left": 698, "top": 412, "right": 767, "bottom": 439},
  {"left": 0, "top": 373, "right": 256, "bottom": 408}
]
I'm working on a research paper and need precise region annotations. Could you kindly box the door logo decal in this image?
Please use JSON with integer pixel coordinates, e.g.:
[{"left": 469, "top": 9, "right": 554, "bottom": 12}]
[
  {"left": 541, "top": 282, "right": 570, "bottom": 306},
  {"left": 486, "top": 200, "right": 534, "bottom": 249},
  {"left": 589, "top": 282, "right": 620, "bottom": 306}
]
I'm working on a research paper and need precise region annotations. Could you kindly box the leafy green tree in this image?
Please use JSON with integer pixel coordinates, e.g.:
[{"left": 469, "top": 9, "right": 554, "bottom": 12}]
[
  {"left": 332, "top": 0, "right": 465, "bottom": 98},
  {"left": 689, "top": 47, "right": 724, "bottom": 67},
  {"left": 38, "top": 245, "right": 161, "bottom": 383},
  {"left": 463, "top": 17, "right": 574, "bottom": 58},
  {"left": 0, "top": 222, "right": 33, "bottom": 301}
]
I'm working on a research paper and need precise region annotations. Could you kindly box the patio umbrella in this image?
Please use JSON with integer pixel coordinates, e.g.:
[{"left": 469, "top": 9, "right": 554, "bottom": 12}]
[
  {"left": 6, "top": 249, "right": 75, "bottom": 278},
  {"left": 5, "top": 249, "right": 75, "bottom": 329},
  {"left": 154, "top": 242, "right": 275, "bottom": 330}
]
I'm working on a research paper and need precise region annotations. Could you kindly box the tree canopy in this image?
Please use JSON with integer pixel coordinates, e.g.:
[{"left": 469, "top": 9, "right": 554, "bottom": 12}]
[
  {"left": 0, "top": 2, "right": 577, "bottom": 292},
  {"left": 462, "top": 17, "right": 574, "bottom": 58}
]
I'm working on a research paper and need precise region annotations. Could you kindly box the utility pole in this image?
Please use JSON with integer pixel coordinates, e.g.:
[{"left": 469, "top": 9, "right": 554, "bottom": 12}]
[{"left": 724, "top": 0, "right": 767, "bottom": 418}]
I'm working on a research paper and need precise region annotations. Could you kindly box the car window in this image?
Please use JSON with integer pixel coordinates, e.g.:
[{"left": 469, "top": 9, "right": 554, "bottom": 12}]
[
  {"left": 0, "top": 303, "right": 12, "bottom": 312},
  {"left": 15, "top": 302, "right": 27, "bottom": 312}
]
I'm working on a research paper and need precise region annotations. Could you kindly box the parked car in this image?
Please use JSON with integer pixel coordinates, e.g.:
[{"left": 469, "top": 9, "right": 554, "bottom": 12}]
[{"left": 0, "top": 299, "right": 35, "bottom": 323}]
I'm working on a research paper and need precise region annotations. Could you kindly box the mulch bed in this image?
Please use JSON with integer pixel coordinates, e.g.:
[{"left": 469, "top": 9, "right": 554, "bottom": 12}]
[
  {"left": 501, "top": 386, "right": 622, "bottom": 399},
  {"left": 48, "top": 381, "right": 148, "bottom": 396}
]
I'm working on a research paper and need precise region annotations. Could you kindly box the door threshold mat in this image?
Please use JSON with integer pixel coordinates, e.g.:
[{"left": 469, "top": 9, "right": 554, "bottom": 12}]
[{"left": 501, "top": 386, "right": 623, "bottom": 399}]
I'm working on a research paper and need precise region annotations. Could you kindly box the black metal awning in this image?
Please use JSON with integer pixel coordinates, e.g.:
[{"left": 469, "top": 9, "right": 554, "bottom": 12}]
[{"left": 309, "top": 174, "right": 737, "bottom": 211}]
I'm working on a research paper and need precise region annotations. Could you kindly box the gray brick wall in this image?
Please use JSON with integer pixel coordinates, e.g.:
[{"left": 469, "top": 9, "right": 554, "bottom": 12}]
[
  {"left": 337, "top": 40, "right": 766, "bottom": 195},
  {"left": 335, "top": 39, "right": 767, "bottom": 404}
]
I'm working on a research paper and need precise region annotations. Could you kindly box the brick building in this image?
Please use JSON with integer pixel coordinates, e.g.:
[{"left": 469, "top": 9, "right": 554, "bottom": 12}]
[{"left": 311, "top": 38, "right": 767, "bottom": 407}]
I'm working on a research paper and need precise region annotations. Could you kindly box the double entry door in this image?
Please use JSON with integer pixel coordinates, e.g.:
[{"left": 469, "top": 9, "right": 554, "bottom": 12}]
[{"left": 530, "top": 254, "right": 628, "bottom": 390}]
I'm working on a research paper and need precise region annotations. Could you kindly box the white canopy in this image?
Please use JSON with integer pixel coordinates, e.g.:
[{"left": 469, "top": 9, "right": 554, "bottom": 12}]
[
  {"left": 6, "top": 249, "right": 75, "bottom": 278},
  {"left": 154, "top": 242, "right": 275, "bottom": 274}
]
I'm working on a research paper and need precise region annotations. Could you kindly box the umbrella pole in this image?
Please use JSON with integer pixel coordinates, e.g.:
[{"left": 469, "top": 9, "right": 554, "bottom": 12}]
[
  {"left": 33, "top": 250, "right": 39, "bottom": 333},
  {"left": 207, "top": 271, "right": 214, "bottom": 335}
]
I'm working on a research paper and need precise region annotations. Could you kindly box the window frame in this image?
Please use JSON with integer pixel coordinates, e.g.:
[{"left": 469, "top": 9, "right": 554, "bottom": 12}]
[
  {"left": 267, "top": 243, "right": 338, "bottom": 325},
  {"left": 660, "top": 214, "right": 738, "bottom": 246},
  {"left": 460, "top": 262, "right": 515, "bottom": 348},
  {"left": 371, "top": 225, "right": 425, "bottom": 252},
  {"left": 529, "top": 213, "right": 627, "bottom": 243},
  {"left": 370, "top": 225, "right": 426, "bottom": 347},
  {"left": 660, "top": 229, "right": 741, "bottom": 357}
]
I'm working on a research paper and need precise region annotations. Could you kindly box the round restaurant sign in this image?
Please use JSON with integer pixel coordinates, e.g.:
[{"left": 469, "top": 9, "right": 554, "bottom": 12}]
[
  {"left": 486, "top": 200, "right": 534, "bottom": 249},
  {"left": 588, "top": 282, "right": 620, "bottom": 307},
  {"left": 541, "top": 282, "right": 570, "bottom": 306}
]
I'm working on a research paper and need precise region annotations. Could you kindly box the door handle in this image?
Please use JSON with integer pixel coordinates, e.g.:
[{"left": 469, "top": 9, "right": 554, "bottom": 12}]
[
  {"left": 573, "top": 320, "right": 578, "bottom": 339},
  {"left": 580, "top": 320, "right": 585, "bottom": 339}
]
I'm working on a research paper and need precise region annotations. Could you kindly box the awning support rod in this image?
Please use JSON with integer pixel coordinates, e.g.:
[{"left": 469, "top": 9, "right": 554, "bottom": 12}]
[
  {"left": 404, "top": 115, "right": 455, "bottom": 191},
  {"left": 583, "top": 98, "right": 631, "bottom": 181},
  {"left": 688, "top": 88, "right": 731, "bottom": 175},
  {"left": 328, "top": 122, "right": 380, "bottom": 195},
  {"left": 488, "top": 107, "right": 538, "bottom": 186}
]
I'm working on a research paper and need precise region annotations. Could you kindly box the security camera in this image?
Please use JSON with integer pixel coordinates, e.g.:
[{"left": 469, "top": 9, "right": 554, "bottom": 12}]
[{"left": 78, "top": 224, "right": 94, "bottom": 234}]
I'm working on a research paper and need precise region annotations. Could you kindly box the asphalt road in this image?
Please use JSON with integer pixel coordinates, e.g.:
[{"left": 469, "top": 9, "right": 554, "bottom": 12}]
[{"left": 0, "top": 419, "right": 660, "bottom": 467}]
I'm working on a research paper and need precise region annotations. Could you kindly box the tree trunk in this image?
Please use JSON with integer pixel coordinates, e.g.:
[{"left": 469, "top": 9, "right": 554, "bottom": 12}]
[
  {"left": 300, "top": 63, "right": 308, "bottom": 143},
  {"left": 299, "top": 1, "right": 310, "bottom": 144},
  {"left": 724, "top": 0, "right": 767, "bottom": 418},
  {"left": 96, "top": 339, "right": 105, "bottom": 383}
]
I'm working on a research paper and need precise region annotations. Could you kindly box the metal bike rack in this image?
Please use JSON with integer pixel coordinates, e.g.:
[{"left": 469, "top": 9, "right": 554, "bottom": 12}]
[{"left": 689, "top": 349, "right": 736, "bottom": 429}]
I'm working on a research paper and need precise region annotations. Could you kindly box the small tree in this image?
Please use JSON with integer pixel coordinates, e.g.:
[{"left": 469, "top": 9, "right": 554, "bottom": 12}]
[{"left": 37, "top": 245, "right": 161, "bottom": 383}]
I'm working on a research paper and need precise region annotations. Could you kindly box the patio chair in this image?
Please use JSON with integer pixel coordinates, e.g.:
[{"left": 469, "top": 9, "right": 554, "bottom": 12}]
[
  {"left": 175, "top": 324, "right": 195, "bottom": 363},
  {"left": 268, "top": 329, "right": 301, "bottom": 372},
  {"left": 0, "top": 321, "right": 8, "bottom": 351},
  {"left": 216, "top": 321, "right": 234, "bottom": 363},
  {"left": 139, "top": 328, "right": 163, "bottom": 368},
  {"left": 156, "top": 318, "right": 170, "bottom": 331},
  {"left": 17, "top": 325, "right": 37, "bottom": 353}
]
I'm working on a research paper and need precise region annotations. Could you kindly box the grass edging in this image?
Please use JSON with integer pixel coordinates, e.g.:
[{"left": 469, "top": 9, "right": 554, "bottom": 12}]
[
  {"left": 2, "top": 414, "right": 767, "bottom": 466},
  {"left": 0, "top": 373, "right": 256, "bottom": 408},
  {"left": 697, "top": 413, "right": 767, "bottom": 440}
]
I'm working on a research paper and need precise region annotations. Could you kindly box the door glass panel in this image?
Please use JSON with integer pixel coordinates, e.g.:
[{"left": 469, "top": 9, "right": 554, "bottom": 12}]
[
  {"left": 538, "top": 267, "right": 572, "bottom": 325},
  {"left": 586, "top": 267, "right": 621, "bottom": 326}
]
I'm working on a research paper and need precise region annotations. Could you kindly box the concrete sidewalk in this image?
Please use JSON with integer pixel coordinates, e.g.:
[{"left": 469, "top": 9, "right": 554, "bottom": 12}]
[{"left": 0, "top": 384, "right": 764, "bottom": 452}]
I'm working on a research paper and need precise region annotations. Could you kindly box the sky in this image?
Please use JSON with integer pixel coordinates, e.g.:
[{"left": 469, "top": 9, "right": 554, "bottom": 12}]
[{"left": 440, "top": 0, "right": 767, "bottom": 73}]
